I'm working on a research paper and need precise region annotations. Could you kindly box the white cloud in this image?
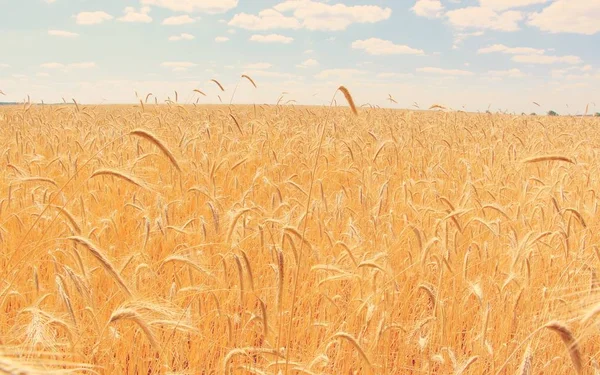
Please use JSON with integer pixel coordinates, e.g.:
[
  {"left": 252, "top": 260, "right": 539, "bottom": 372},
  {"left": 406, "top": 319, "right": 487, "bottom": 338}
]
[
  {"left": 412, "top": 0, "right": 444, "bottom": 18},
  {"left": 118, "top": 6, "right": 152, "bottom": 23},
  {"left": 48, "top": 29, "right": 79, "bottom": 38},
  {"left": 528, "top": 1, "right": 600, "bottom": 35},
  {"left": 275, "top": 0, "right": 391, "bottom": 30},
  {"left": 377, "top": 72, "right": 413, "bottom": 79},
  {"left": 45, "top": 0, "right": 56, "bottom": 3},
  {"left": 70, "top": 62, "right": 96, "bottom": 69},
  {"left": 297, "top": 59, "right": 319, "bottom": 68},
  {"left": 140, "top": 0, "right": 238, "bottom": 13},
  {"left": 230, "top": 0, "right": 391, "bottom": 31},
  {"left": 215, "top": 36, "right": 230, "bottom": 42},
  {"left": 242, "top": 70, "right": 297, "bottom": 79},
  {"left": 417, "top": 67, "right": 474, "bottom": 76},
  {"left": 36, "top": 72, "right": 51, "bottom": 77},
  {"left": 41, "top": 63, "right": 64, "bottom": 69},
  {"left": 453, "top": 30, "right": 484, "bottom": 48},
  {"left": 250, "top": 34, "right": 293, "bottom": 43},
  {"left": 512, "top": 54, "right": 582, "bottom": 64},
  {"left": 74, "top": 11, "right": 113, "bottom": 25},
  {"left": 446, "top": 7, "right": 523, "bottom": 31},
  {"left": 304, "top": 49, "right": 314, "bottom": 54},
  {"left": 479, "top": 0, "right": 549, "bottom": 11},
  {"left": 162, "top": 15, "right": 196, "bottom": 25},
  {"left": 229, "top": 9, "right": 301, "bottom": 30},
  {"left": 0, "top": 64, "right": 10, "bottom": 68},
  {"left": 352, "top": 38, "right": 425, "bottom": 56},
  {"left": 245, "top": 63, "right": 273, "bottom": 70},
  {"left": 315, "top": 69, "right": 366, "bottom": 80},
  {"left": 40, "top": 62, "right": 96, "bottom": 69},
  {"left": 227, "top": 29, "right": 236, "bottom": 34},
  {"left": 478, "top": 44, "right": 582, "bottom": 66},
  {"left": 169, "top": 33, "right": 195, "bottom": 41},
  {"left": 487, "top": 68, "right": 525, "bottom": 77},
  {"left": 161, "top": 62, "right": 197, "bottom": 72},
  {"left": 477, "top": 44, "right": 545, "bottom": 55}
]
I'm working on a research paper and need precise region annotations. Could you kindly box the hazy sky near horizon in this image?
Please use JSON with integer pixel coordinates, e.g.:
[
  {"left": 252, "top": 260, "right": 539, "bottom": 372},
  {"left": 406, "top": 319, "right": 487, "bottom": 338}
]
[{"left": 0, "top": 0, "right": 599, "bottom": 113}]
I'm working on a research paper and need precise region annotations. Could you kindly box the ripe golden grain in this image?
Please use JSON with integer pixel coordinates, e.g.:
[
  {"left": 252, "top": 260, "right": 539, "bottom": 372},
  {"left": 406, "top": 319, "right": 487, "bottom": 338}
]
[
  {"left": 241, "top": 74, "right": 257, "bottom": 89},
  {"left": 90, "top": 168, "right": 149, "bottom": 190},
  {"left": 522, "top": 155, "right": 575, "bottom": 164},
  {"left": 337, "top": 86, "right": 357, "bottom": 115},
  {"left": 2, "top": 102, "right": 600, "bottom": 374},
  {"left": 109, "top": 307, "right": 159, "bottom": 352},
  {"left": 129, "top": 129, "right": 181, "bottom": 171},
  {"left": 67, "top": 236, "right": 132, "bottom": 297},
  {"left": 545, "top": 321, "right": 582, "bottom": 374},
  {"left": 211, "top": 79, "right": 225, "bottom": 92}
]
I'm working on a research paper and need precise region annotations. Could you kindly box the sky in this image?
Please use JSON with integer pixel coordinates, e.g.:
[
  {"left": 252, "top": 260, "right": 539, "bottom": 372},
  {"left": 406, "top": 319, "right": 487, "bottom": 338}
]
[{"left": 0, "top": 0, "right": 599, "bottom": 114}]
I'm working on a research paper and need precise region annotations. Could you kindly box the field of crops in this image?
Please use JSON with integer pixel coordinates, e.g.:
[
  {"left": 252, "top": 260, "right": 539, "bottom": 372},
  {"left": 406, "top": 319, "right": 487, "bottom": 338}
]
[{"left": 1, "top": 101, "right": 600, "bottom": 374}]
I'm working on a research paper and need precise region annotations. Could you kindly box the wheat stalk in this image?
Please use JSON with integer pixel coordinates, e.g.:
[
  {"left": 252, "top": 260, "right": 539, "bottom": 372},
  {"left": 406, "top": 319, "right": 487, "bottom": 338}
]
[
  {"left": 67, "top": 236, "right": 132, "bottom": 296},
  {"left": 129, "top": 129, "right": 181, "bottom": 171},
  {"left": 337, "top": 86, "right": 358, "bottom": 115},
  {"left": 545, "top": 321, "right": 582, "bottom": 374}
]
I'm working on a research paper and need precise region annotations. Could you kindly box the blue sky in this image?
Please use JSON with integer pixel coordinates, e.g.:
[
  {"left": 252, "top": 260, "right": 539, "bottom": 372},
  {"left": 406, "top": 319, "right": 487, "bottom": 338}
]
[{"left": 0, "top": 0, "right": 598, "bottom": 113}]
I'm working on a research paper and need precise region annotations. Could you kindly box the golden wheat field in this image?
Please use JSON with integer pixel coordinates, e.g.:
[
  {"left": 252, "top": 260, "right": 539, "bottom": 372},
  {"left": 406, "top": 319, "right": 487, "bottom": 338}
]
[{"left": 1, "top": 100, "right": 600, "bottom": 374}]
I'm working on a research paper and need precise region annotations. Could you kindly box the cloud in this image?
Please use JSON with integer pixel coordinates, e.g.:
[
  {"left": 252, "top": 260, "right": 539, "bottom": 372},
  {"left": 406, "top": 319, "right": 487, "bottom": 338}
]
[
  {"left": 528, "top": 1, "right": 600, "bottom": 35},
  {"left": 215, "top": 36, "right": 230, "bottom": 42},
  {"left": 40, "top": 63, "right": 64, "bottom": 69},
  {"left": 352, "top": 38, "right": 425, "bottom": 56},
  {"left": 477, "top": 44, "right": 545, "bottom": 55},
  {"left": 161, "top": 62, "right": 197, "bottom": 71},
  {"left": 479, "top": 0, "right": 549, "bottom": 10},
  {"left": 446, "top": 7, "right": 523, "bottom": 31},
  {"left": 40, "top": 62, "right": 96, "bottom": 69},
  {"left": 245, "top": 63, "right": 273, "bottom": 70},
  {"left": 169, "top": 33, "right": 195, "bottom": 41},
  {"left": 74, "top": 11, "right": 113, "bottom": 25},
  {"left": 48, "top": 29, "right": 79, "bottom": 38},
  {"left": 242, "top": 70, "right": 297, "bottom": 79},
  {"left": 412, "top": 0, "right": 444, "bottom": 18},
  {"left": 162, "top": 15, "right": 196, "bottom": 25},
  {"left": 118, "top": 6, "right": 152, "bottom": 23},
  {"left": 551, "top": 68, "right": 600, "bottom": 81},
  {"left": 417, "top": 67, "right": 474, "bottom": 76},
  {"left": 512, "top": 54, "right": 582, "bottom": 64},
  {"left": 140, "top": 0, "right": 238, "bottom": 13},
  {"left": 478, "top": 44, "right": 582, "bottom": 66},
  {"left": 0, "top": 64, "right": 10, "bottom": 68},
  {"left": 250, "top": 34, "right": 293, "bottom": 43},
  {"left": 297, "top": 59, "right": 319, "bottom": 68},
  {"left": 229, "top": 9, "right": 301, "bottom": 30},
  {"left": 230, "top": 0, "right": 391, "bottom": 31},
  {"left": 486, "top": 68, "right": 525, "bottom": 77},
  {"left": 70, "top": 62, "right": 96, "bottom": 69},
  {"left": 36, "top": 72, "right": 50, "bottom": 77},
  {"left": 315, "top": 69, "right": 366, "bottom": 80},
  {"left": 274, "top": 0, "right": 391, "bottom": 30},
  {"left": 377, "top": 72, "right": 413, "bottom": 79},
  {"left": 453, "top": 30, "right": 484, "bottom": 48}
]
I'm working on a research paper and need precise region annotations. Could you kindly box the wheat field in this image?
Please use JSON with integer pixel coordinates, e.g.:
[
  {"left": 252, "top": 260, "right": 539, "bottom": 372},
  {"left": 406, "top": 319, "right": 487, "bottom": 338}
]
[{"left": 1, "top": 99, "right": 600, "bottom": 374}]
